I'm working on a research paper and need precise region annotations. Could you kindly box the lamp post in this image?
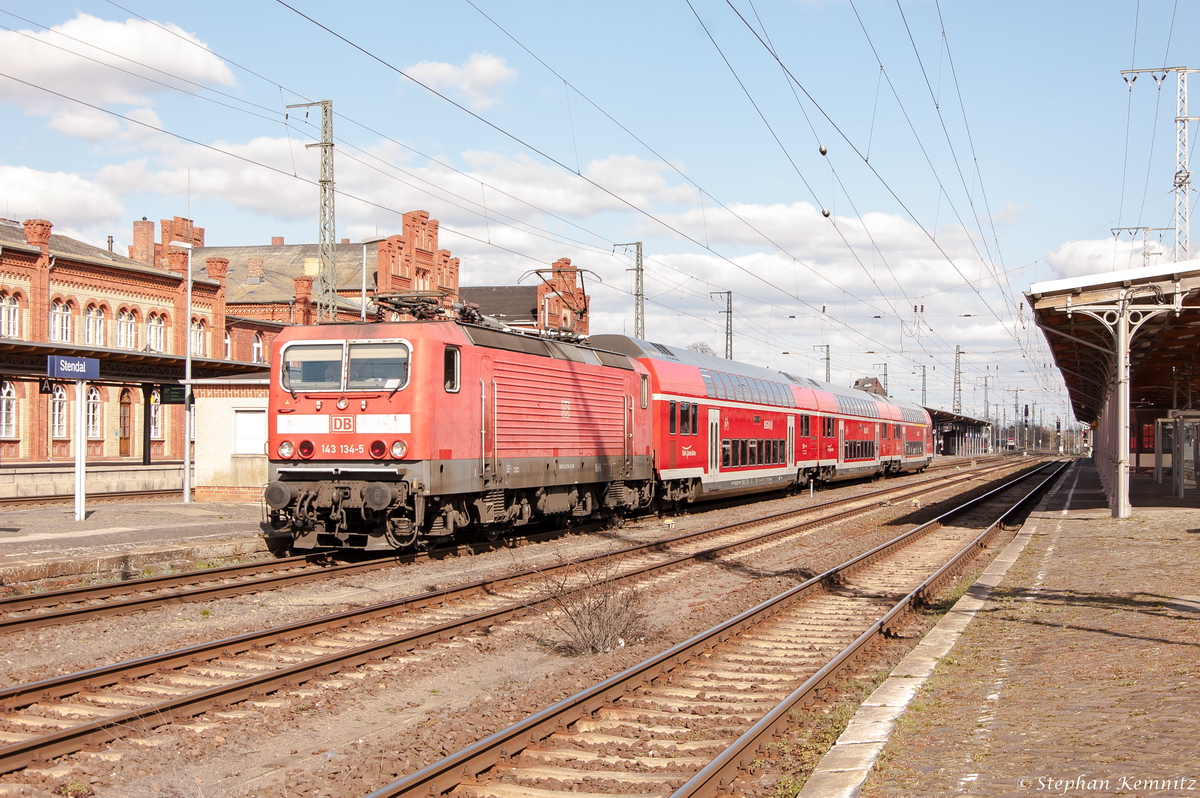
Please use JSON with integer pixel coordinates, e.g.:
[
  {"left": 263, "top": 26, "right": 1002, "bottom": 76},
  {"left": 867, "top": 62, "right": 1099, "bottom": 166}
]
[
  {"left": 167, "top": 239, "right": 194, "bottom": 503},
  {"left": 360, "top": 236, "right": 387, "bottom": 321}
]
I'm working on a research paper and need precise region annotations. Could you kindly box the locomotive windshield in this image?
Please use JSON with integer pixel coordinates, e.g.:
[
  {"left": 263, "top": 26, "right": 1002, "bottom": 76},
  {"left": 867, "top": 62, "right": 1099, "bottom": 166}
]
[
  {"left": 281, "top": 343, "right": 344, "bottom": 391},
  {"left": 347, "top": 342, "right": 409, "bottom": 389},
  {"left": 279, "top": 340, "right": 410, "bottom": 391}
]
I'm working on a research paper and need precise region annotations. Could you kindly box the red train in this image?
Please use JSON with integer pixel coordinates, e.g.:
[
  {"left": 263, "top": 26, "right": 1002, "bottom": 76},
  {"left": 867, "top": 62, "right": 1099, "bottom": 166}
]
[{"left": 263, "top": 319, "right": 932, "bottom": 550}]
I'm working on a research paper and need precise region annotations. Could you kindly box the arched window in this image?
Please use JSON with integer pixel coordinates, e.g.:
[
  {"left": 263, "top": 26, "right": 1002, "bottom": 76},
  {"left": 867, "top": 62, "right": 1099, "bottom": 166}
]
[
  {"left": 252, "top": 333, "right": 264, "bottom": 363},
  {"left": 84, "top": 305, "right": 105, "bottom": 346},
  {"left": 49, "top": 301, "right": 71, "bottom": 342},
  {"left": 0, "top": 295, "right": 19, "bottom": 338},
  {"left": 147, "top": 314, "right": 165, "bottom": 353},
  {"left": 51, "top": 384, "right": 67, "bottom": 438},
  {"left": 190, "top": 319, "right": 206, "bottom": 357},
  {"left": 86, "top": 386, "right": 101, "bottom": 438},
  {"left": 0, "top": 381, "right": 14, "bottom": 438},
  {"left": 224, "top": 331, "right": 232, "bottom": 360},
  {"left": 116, "top": 310, "right": 136, "bottom": 349},
  {"left": 150, "top": 389, "right": 162, "bottom": 439}
]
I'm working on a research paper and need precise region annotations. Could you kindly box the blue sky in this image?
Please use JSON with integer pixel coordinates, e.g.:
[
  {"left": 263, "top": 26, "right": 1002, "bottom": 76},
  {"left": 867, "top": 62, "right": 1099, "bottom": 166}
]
[{"left": 1, "top": 0, "right": 1196, "bottom": 426}]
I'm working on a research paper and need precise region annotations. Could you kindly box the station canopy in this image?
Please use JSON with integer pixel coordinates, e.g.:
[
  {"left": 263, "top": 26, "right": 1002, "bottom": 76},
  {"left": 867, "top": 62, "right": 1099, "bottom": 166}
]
[{"left": 1026, "top": 260, "right": 1200, "bottom": 424}]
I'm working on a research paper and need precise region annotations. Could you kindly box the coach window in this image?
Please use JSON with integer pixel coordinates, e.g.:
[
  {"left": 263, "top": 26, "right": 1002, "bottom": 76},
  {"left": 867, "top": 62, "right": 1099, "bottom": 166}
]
[
  {"left": 669, "top": 401, "right": 677, "bottom": 435},
  {"left": 722, "top": 439, "right": 731, "bottom": 468},
  {"left": 690, "top": 403, "right": 699, "bottom": 435},
  {"left": 680, "top": 402, "right": 691, "bottom": 435},
  {"left": 640, "top": 375, "right": 649, "bottom": 408},
  {"left": 730, "top": 439, "right": 740, "bottom": 467},
  {"left": 772, "top": 439, "right": 780, "bottom": 464},
  {"left": 348, "top": 342, "right": 410, "bottom": 390},
  {"left": 747, "top": 439, "right": 757, "bottom": 466},
  {"left": 444, "top": 346, "right": 461, "bottom": 392},
  {"left": 895, "top": 424, "right": 901, "bottom": 439}
]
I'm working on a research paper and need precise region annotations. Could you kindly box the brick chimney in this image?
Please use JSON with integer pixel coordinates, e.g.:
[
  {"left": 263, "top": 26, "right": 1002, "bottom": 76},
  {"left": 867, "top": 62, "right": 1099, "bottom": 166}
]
[
  {"left": 293, "top": 275, "right": 314, "bottom": 325},
  {"left": 247, "top": 257, "right": 263, "bottom": 284},
  {"left": 22, "top": 219, "right": 52, "bottom": 255},
  {"left": 205, "top": 257, "right": 229, "bottom": 284},
  {"left": 167, "top": 249, "right": 189, "bottom": 276},
  {"left": 129, "top": 218, "right": 155, "bottom": 264},
  {"left": 271, "top": 236, "right": 284, "bottom": 246}
]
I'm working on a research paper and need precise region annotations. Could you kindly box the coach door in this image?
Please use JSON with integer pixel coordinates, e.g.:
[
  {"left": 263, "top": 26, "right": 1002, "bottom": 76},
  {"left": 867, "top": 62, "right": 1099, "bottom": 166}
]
[
  {"left": 708, "top": 409, "right": 721, "bottom": 474},
  {"left": 786, "top": 415, "right": 795, "bottom": 468}
]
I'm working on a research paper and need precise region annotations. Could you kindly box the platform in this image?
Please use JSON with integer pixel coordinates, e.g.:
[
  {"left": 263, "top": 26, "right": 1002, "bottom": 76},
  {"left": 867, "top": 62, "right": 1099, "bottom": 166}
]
[
  {"left": 0, "top": 498, "right": 275, "bottom": 585},
  {"left": 802, "top": 459, "right": 1200, "bottom": 797}
]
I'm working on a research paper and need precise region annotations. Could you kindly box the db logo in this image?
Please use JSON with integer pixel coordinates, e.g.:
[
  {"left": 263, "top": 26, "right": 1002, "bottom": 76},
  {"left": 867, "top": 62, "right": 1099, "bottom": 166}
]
[{"left": 331, "top": 416, "right": 354, "bottom": 433}]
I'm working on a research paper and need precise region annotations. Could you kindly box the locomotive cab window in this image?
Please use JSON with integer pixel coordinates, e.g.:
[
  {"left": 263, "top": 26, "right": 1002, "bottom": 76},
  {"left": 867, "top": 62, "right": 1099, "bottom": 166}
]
[
  {"left": 280, "top": 343, "right": 345, "bottom": 391},
  {"left": 347, "top": 341, "right": 410, "bottom": 390},
  {"left": 443, "top": 346, "right": 461, "bottom": 392},
  {"left": 640, "top": 375, "right": 649, "bottom": 408}
]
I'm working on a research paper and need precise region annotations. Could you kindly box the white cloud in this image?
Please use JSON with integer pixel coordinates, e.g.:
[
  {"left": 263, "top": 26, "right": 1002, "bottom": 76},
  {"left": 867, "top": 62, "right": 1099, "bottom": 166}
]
[
  {"left": 0, "top": 165, "right": 125, "bottom": 244},
  {"left": 0, "top": 13, "right": 234, "bottom": 136},
  {"left": 1042, "top": 237, "right": 1171, "bottom": 281},
  {"left": 404, "top": 52, "right": 516, "bottom": 110}
]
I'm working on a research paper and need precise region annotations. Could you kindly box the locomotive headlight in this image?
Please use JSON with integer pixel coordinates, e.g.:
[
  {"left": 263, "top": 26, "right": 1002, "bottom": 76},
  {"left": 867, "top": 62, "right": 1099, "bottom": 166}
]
[
  {"left": 336, "top": 398, "right": 348, "bottom": 410},
  {"left": 391, "top": 440, "right": 408, "bottom": 458},
  {"left": 278, "top": 440, "right": 294, "bottom": 458},
  {"left": 298, "top": 440, "right": 315, "bottom": 459}
]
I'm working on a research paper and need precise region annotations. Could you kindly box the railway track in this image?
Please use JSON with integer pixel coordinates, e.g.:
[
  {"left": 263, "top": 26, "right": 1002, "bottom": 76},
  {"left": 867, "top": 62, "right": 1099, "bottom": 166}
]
[
  {"left": 0, "top": 458, "right": 1024, "bottom": 635},
  {"left": 0, "top": 459, "right": 1037, "bottom": 774},
  {"left": 0, "top": 489, "right": 180, "bottom": 508},
  {"left": 364, "top": 459, "right": 1070, "bottom": 798}
]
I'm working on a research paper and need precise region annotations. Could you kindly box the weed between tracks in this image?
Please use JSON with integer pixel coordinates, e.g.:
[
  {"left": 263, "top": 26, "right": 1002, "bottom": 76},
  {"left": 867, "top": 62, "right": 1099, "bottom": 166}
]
[{"left": 524, "top": 548, "right": 655, "bottom": 655}]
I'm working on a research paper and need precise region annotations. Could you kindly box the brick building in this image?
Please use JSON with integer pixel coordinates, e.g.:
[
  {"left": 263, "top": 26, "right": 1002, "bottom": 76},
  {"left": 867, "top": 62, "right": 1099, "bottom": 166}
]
[
  {"left": 0, "top": 216, "right": 269, "bottom": 468},
  {"left": 0, "top": 207, "right": 592, "bottom": 480}
]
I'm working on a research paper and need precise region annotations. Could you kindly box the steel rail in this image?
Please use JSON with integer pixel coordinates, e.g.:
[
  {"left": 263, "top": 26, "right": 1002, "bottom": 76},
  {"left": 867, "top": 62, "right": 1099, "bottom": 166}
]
[
  {"left": 0, "top": 459, "right": 1024, "bottom": 634},
  {"left": 671, "top": 459, "right": 1071, "bottom": 797},
  {"left": 0, "top": 460, "right": 1032, "bottom": 773},
  {"left": 362, "top": 460, "right": 1066, "bottom": 798}
]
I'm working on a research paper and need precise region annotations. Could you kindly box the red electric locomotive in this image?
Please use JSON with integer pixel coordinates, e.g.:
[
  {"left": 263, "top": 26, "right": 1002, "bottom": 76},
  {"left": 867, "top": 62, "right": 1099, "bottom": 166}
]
[
  {"left": 264, "top": 316, "right": 932, "bottom": 551},
  {"left": 264, "top": 318, "right": 655, "bottom": 550}
]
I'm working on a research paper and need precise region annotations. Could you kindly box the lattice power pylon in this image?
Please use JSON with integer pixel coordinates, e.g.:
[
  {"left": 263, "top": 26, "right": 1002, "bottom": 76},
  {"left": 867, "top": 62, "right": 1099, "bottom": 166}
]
[
  {"left": 1121, "top": 67, "right": 1200, "bottom": 262},
  {"left": 288, "top": 99, "right": 337, "bottom": 321}
]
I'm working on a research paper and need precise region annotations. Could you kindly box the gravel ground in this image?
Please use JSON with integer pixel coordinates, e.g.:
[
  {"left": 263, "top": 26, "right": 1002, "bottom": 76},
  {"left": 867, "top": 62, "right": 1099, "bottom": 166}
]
[{"left": 0, "top": 464, "right": 1022, "bottom": 798}]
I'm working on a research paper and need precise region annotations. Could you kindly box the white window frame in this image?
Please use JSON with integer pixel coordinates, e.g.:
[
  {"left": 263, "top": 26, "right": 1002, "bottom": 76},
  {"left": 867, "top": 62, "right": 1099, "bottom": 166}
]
[
  {"left": 233, "top": 409, "right": 267, "bottom": 455},
  {"left": 86, "top": 386, "right": 101, "bottom": 439},
  {"left": 50, "top": 301, "right": 71, "bottom": 343},
  {"left": 252, "top": 333, "right": 264, "bottom": 363},
  {"left": 190, "top": 320, "right": 206, "bottom": 357},
  {"left": 51, "top": 384, "right": 67, "bottom": 438},
  {"left": 147, "top": 314, "right": 165, "bottom": 353},
  {"left": 116, "top": 310, "right": 136, "bottom": 350},
  {"left": 224, "top": 331, "right": 232, "bottom": 360},
  {"left": 1, "top": 295, "right": 20, "bottom": 338},
  {"left": 0, "top": 381, "right": 14, "bottom": 438}
]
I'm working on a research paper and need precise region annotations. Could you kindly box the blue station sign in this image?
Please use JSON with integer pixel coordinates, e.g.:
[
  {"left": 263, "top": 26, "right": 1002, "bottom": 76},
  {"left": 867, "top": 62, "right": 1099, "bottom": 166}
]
[{"left": 48, "top": 355, "right": 99, "bottom": 381}]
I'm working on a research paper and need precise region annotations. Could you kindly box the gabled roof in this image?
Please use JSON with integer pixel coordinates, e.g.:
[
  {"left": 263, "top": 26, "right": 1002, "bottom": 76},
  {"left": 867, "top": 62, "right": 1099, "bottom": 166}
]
[
  {"left": 458, "top": 285, "right": 538, "bottom": 324},
  {"left": 195, "top": 244, "right": 366, "bottom": 304},
  {"left": 0, "top": 219, "right": 190, "bottom": 281}
]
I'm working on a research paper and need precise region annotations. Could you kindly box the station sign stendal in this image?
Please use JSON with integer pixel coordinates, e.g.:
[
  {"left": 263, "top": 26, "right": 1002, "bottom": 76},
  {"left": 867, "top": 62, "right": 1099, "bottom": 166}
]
[{"left": 47, "top": 356, "right": 99, "bottom": 381}]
